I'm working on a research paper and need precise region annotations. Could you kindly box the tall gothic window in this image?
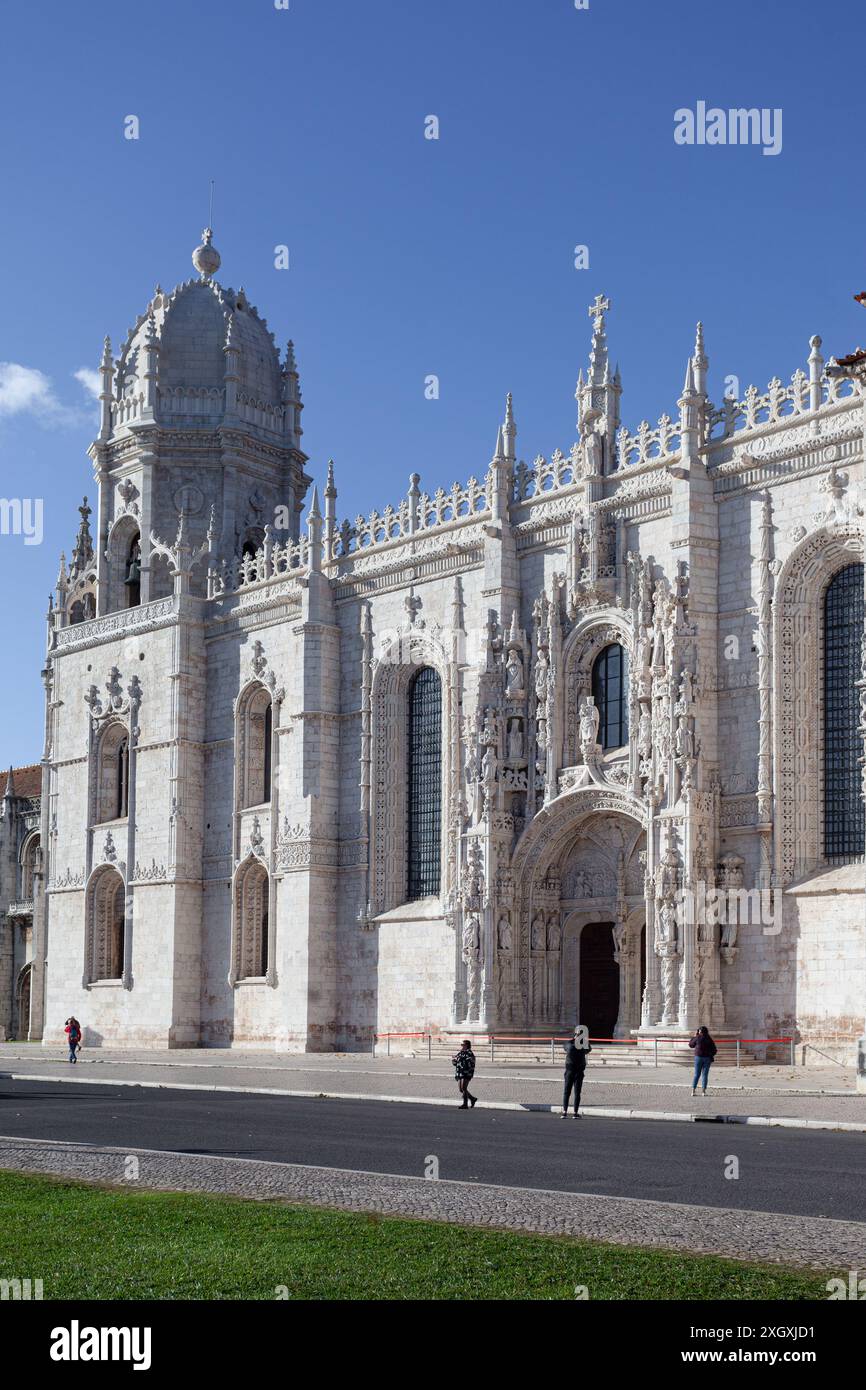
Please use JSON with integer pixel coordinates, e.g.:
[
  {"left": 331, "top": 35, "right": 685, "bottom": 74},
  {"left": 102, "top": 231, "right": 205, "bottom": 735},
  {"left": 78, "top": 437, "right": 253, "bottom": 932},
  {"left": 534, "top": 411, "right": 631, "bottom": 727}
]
[
  {"left": 407, "top": 666, "right": 442, "bottom": 900},
  {"left": 239, "top": 685, "right": 273, "bottom": 808},
  {"left": 20, "top": 835, "right": 39, "bottom": 901},
  {"left": 824, "top": 563, "right": 865, "bottom": 860},
  {"left": 591, "top": 643, "right": 629, "bottom": 750},
  {"left": 124, "top": 535, "right": 141, "bottom": 608},
  {"left": 116, "top": 736, "right": 130, "bottom": 820},
  {"left": 87, "top": 868, "right": 126, "bottom": 982},
  {"left": 235, "top": 859, "right": 269, "bottom": 979},
  {"left": 96, "top": 723, "right": 130, "bottom": 824}
]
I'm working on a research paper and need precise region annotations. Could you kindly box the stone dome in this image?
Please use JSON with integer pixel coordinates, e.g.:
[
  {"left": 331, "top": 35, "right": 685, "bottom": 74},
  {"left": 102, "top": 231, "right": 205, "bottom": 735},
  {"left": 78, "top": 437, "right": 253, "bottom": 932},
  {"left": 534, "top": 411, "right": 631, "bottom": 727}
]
[{"left": 111, "top": 240, "right": 286, "bottom": 435}]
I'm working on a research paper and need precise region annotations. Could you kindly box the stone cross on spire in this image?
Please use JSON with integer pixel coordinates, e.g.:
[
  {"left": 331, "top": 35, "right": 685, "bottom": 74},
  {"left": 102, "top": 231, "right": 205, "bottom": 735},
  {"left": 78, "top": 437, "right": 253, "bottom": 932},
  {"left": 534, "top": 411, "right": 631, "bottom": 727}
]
[{"left": 588, "top": 293, "right": 611, "bottom": 323}]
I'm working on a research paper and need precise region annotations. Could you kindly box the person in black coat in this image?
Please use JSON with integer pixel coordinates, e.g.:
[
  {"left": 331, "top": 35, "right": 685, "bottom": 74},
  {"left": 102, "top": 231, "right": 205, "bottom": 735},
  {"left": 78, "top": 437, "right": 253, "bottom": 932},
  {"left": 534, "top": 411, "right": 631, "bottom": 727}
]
[
  {"left": 561, "top": 1033, "right": 592, "bottom": 1117},
  {"left": 452, "top": 1039, "right": 477, "bottom": 1109}
]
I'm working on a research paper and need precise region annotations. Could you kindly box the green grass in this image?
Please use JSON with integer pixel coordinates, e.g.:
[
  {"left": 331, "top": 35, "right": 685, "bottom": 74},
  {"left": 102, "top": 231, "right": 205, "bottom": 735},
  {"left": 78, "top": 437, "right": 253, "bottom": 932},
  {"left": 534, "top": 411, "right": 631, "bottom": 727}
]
[{"left": 0, "top": 1170, "right": 835, "bottom": 1300}]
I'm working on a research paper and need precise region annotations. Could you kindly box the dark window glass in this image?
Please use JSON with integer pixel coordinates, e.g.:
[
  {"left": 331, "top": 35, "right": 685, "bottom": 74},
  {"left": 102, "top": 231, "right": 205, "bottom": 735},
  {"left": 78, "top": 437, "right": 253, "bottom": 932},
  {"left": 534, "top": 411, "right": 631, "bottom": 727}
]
[
  {"left": 263, "top": 702, "right": 273, "bottom": 800},
  {"left": 591, "top": 643, "right": 629, "bottom": 751},
  {"left": 116, "top": 738, "right": 129, "bottom": 819},
  {"left": 824, "top": 563, "right": 865, "bottom": 860},
  {"left": 407, "top": 666, "right": 442, "bottom": 900}
]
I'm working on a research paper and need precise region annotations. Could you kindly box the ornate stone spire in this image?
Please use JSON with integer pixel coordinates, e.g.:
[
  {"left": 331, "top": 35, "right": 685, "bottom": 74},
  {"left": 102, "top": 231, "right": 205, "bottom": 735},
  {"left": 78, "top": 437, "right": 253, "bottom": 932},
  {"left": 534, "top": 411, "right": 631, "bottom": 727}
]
[
  {"left": 192, "top": 227, "right": 221, "bottom": 280},
  {"left": 503, "top": 392, "right": 516, "bottom": 462},
  {"left": 69, "top": 498, "right": 94, "bottom": 581},
  {"left": 693, "top": 322, "right": 708, "bottom": 398},
  {"left": 576, "top": 293, "right": 621, "bottom": 449}
]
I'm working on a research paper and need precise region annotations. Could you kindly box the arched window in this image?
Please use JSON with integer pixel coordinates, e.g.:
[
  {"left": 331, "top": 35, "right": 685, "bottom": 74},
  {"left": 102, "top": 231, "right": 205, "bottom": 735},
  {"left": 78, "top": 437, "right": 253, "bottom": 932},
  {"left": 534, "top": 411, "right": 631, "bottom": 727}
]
[
  {"left": 20, "top": 835, "right": 39, "bottom": 901},
  {"left": 234, "top": 859, "right": 269, "bottom": 979},
  {"left": 96, "top": 724, "right": 130, "bottom": 823},
  {"left": 124, "top": 534, "right": 141, "bottom": 608},
  {"left": 407, "top": 666, "right": 442, "bottom": 900},
  {"left": 238, "top": 685, "right": 273, "bottom": 808},
  {"left": 116, "top": 737, "right": 130, "bottom": 820},
  {"left": 824, "top": 563, "right": 864, "bottom": 860},
  {"left": 591, "top": 643, "right": 629, "bottom": 751},
  {"left": 87, "top": 868, "right": 126, "bottom": 982}
]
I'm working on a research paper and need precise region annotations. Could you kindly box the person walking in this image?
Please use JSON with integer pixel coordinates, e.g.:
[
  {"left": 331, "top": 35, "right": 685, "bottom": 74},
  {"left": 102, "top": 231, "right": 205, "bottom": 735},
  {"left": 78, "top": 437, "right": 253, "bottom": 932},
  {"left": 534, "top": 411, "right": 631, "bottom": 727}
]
[
  {"left": 64, "top": 1017, "right": 82, "bottom": 1064},
  {"left": 561, "top": 1032, "right": 592, "bottom": 1117},
  {"left": 452, "top": 1039, "right": 477, "bottom": 1109},
  {"left": 689, "top": 1025, "right": 717, "bottom": 1095}
]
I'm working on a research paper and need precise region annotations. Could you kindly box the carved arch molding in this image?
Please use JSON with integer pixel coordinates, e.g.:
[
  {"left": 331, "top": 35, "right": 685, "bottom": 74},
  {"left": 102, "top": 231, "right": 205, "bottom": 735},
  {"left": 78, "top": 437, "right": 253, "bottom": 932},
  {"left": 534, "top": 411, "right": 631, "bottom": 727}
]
[
  {"left": 369, "top": 631, "right": 453, "bottom": 915},
  {"left": 774, "top": 524, "right": 864, "bottom": 883},
  {"left": 561, "top": 611, "right": 634, "bottom": 766}
]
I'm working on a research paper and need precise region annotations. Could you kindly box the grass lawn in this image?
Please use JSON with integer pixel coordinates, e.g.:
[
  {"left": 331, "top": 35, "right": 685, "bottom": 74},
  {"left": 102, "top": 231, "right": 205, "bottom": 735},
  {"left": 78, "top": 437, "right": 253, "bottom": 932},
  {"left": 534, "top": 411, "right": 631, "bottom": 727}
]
[{"left": 0, "top": 1170, "right": 835, "bottom": 1300}]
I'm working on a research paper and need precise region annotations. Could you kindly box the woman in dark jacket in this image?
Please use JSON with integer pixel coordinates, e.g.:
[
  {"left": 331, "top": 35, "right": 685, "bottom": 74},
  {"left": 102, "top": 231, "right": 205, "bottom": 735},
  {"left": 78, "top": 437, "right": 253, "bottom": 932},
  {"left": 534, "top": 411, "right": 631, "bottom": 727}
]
[
  {"left": 689, "top": 1025, "right": 717, "bottom": 1095},
  {"left": 561, "top": 1034, "right": 592, "bottom": 1117},
  {"left": 452, "top": 1040, "right": 477, "bottom": 1108}
]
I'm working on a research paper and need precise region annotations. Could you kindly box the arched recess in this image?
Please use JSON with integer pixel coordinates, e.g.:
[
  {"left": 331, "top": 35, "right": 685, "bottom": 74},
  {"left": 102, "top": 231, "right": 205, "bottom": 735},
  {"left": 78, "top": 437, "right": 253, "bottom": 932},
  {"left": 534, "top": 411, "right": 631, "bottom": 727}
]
[
  {"left": 236, "top": 680, "right": 274, "bottom": 810},
  {"left": 369, "top": 632, "right": 453, "bottom": 916},
  {"left": 560, "top": 611, "right": 634, "bottom": 766},
  {"left": 106, "top": 515, "right": 142, "bottom": 613},
  {"left": 773, "top": 525, "right": 864, "bottom": 883},
  {"left": 512, "top": 787, "right": 647, "bottom": 1031},
  {"left": 85, "top": 866, "right": 126, "bottom": 983},
  {"left": 231, "top": 854, "right": 270, "bottom": 981},
  {"left": 15, "top": 963, "right": 32, "bottom": 1040},
  {"left": 19, "top": 831, "right": 40, "bottom": 901},
  {"left": 93, "top": 721, "right": 130, "bottom": 825}
]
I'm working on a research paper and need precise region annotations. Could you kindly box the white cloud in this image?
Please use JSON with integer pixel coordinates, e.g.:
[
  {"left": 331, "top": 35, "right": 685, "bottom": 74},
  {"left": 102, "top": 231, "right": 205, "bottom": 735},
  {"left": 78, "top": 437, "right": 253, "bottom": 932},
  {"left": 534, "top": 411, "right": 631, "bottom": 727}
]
[
  {"left": 74, "top": 367, "right": 101, "bottom": 400},
  {"left": 0, "top": 361, "right": 92, "bottom": 428},
  {"left": 0, "top": 362, "right": 55, "bottom": 417}
]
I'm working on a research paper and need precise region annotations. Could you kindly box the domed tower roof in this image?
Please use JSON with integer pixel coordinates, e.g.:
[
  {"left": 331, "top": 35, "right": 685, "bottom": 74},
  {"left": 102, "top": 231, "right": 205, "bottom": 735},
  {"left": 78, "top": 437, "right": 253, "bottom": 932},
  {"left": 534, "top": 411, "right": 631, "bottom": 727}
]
[{"left": 109, "top": 230, "right": 289, "bottom": 438}]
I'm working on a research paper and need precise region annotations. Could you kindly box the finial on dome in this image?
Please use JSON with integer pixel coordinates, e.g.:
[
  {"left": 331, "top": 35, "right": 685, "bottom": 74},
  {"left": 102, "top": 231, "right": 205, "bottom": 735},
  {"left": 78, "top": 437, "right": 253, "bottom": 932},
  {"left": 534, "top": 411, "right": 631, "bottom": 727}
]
[{"left": 193, "top": 227, "right": 221, "bottom": 280}]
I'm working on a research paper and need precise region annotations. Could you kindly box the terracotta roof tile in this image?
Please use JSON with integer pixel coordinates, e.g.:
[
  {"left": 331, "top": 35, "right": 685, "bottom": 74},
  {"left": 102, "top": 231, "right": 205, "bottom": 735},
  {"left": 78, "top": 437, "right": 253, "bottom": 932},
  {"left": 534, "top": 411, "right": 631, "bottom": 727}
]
[{"left": 1, "top": 764, "right": 42, "bottom": 799}]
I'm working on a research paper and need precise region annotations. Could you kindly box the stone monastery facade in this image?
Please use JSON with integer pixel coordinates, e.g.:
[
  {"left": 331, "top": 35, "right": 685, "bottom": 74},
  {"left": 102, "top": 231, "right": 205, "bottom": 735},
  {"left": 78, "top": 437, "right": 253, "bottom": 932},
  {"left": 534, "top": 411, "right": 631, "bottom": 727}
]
[{"left": 28, "top": 231, "right": 866, "bottom": 1061}]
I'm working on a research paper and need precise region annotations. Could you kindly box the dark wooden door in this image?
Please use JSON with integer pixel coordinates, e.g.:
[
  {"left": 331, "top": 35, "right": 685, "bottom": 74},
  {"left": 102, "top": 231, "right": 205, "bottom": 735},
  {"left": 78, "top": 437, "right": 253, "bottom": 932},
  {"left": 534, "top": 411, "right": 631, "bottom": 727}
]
[{"left": 579, "top": 922, "right": 619, "bottom": 1039}]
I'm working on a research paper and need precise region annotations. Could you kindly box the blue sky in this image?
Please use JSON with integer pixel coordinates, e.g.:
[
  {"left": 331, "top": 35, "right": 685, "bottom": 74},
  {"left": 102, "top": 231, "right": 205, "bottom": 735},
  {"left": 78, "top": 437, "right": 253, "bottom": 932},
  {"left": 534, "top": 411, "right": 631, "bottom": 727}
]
[{"left": 1, "top": 0, "right": 864, "bottom": 764}]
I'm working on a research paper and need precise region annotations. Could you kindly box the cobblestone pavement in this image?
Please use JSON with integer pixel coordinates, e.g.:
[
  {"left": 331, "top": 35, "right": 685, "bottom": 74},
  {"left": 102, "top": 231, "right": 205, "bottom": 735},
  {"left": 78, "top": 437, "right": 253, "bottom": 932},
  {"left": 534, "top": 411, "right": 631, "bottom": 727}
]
[
  {"left": 1, "top": 1046, "right": 863, "bottom": 1124},
  {"left": 0, "top": 1134, "right": 860, "bottom": 1271}
]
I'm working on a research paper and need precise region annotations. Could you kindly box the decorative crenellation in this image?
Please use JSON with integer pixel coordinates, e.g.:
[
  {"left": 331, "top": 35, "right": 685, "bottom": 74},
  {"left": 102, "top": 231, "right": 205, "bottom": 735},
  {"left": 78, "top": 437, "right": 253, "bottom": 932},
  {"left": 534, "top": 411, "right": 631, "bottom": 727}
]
[{"left": 331, "top": 470, "right": 492, "bottom": 558}]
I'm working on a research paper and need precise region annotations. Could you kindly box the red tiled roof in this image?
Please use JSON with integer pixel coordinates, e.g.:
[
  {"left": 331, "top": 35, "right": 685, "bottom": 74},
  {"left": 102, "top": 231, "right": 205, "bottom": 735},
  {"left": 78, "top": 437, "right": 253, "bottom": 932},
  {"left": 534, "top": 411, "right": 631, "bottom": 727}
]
[{"left": 1, "top": 764, "right": 42, "bottom": 798}]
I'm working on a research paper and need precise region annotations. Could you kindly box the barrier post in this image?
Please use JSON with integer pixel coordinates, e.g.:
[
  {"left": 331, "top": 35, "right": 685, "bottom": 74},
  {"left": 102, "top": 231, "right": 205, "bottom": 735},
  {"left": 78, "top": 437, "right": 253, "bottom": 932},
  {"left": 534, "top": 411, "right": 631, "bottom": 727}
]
[
  {"left": 654, "top": 1038, "right": 658, "bottom": 1068},
  {"left": 736, "top": 1038, "right": 740, "bottom": 1069},
  {"left": 491, "top": 1035, "right": 496, "bottom": 1063},
  {"left": 427, "top": 1033, "right": 431, "bottom": 1061},
  {"left": 789, "top": 1036, "right": 795, "bottom": 1067},
  {"left": 387, "top": 1034, "right": 391, "bottom": 1057}
]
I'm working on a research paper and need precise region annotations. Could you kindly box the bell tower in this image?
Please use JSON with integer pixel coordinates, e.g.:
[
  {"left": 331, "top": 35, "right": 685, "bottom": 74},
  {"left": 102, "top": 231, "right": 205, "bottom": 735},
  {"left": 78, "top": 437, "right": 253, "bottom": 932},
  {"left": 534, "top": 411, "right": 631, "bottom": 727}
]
[{"left": 63, "top": 229, "right": 312, "bottom": 622}]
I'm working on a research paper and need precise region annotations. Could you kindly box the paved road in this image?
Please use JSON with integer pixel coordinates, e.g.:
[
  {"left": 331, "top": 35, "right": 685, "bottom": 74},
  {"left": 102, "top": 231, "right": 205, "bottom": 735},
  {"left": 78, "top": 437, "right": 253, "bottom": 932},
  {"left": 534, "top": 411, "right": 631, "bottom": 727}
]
[{"left": 1, "top": 1078, "right": 864, "bottom": 1222}]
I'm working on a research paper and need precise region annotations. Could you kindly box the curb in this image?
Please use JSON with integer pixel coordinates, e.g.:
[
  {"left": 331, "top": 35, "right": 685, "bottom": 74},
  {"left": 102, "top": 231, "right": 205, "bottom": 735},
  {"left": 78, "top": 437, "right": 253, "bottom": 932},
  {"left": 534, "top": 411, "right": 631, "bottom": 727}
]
[{"left": 6, "top": 1071, "right": 866, "bottom": 1133}]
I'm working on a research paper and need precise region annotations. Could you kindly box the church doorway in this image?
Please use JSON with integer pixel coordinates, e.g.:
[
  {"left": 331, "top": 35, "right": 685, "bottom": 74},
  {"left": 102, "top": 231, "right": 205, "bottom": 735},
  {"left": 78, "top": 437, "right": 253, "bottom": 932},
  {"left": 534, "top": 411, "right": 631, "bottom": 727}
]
[
  {"left": 579, "top": 922, "right": 619, "bottom": 1039},
  {"left": 16, "top": 964, "right": 31, "bottom": 1040}
]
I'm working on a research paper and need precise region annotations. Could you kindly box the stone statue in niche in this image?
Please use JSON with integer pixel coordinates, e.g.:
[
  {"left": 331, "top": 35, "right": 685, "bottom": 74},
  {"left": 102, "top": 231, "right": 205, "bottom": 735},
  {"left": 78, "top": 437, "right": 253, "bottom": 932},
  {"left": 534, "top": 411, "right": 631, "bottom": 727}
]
[
  {"left": 497, "top": 916, "right": 512, "bottom": 952},
  {"left": 638, "top": 708, "right": 652, "bottom": 757},
  {"left": 675, "top": 715, "right": 694, "bottom": 761},
  {"left": 657, "top": 898, "right": 679, "bottom": 948},
  {"left": 535, "top": 648, "right": 549, "bottom": 703},
  {"left": 505, "top": 647, "right": 524, "bottom": 697},
  {"left": 462, "top": 914, "right": 481, "bottom": 961},
  {"left": 579, "top": 696, "right": 600, "bottom": 757},
  {"left": 507, "top": 718, "right": 524, "bottom": 761},
  {"left": 547, "top": 918, "right": 561, "bottom": 951},
  {"left": 531, "top": 915, "right": 545, "bottom": 950}
]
